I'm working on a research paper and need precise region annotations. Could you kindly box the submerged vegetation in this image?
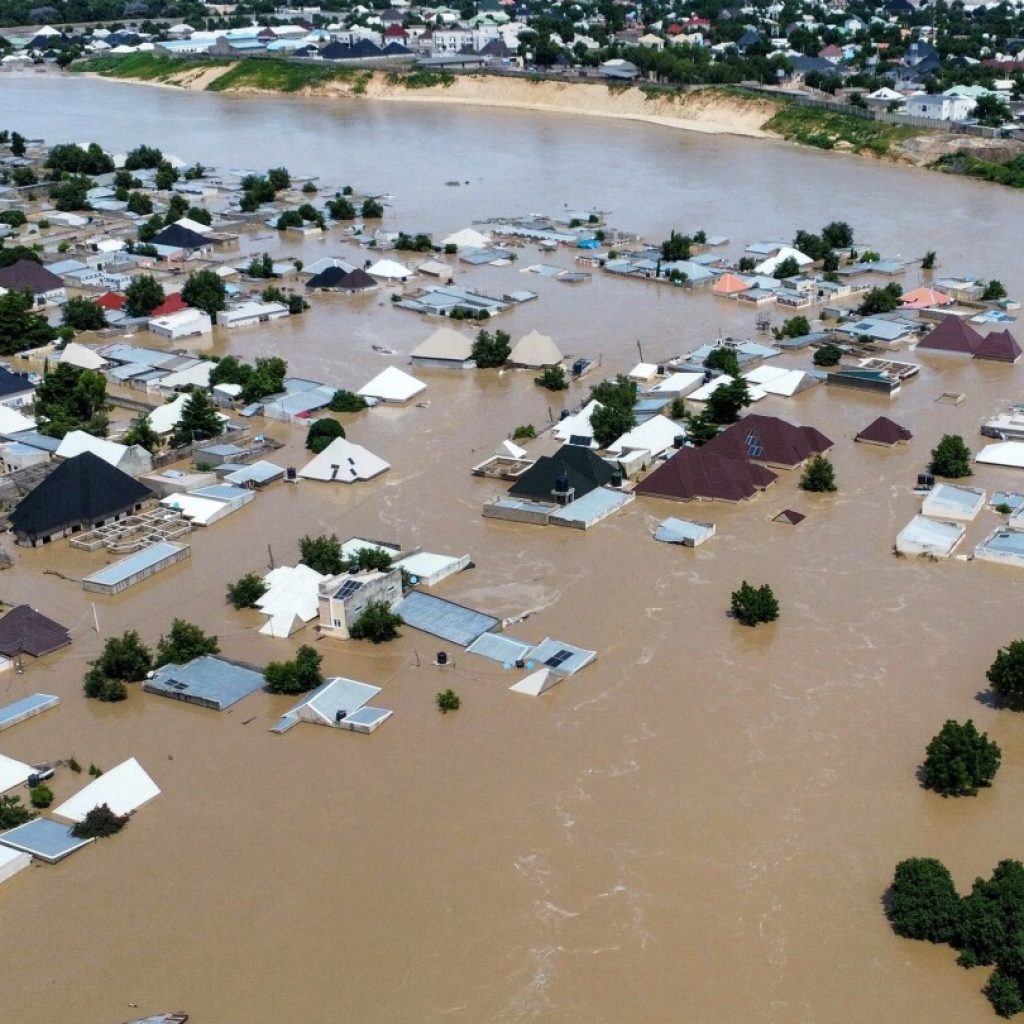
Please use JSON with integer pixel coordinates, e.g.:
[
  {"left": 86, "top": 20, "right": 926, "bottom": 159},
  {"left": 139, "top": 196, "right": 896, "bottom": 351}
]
[
  {"left": 935, "top": 151, "right": 1024, "bottom": 190},
  {"left": 764, "top": 104, "right": 916, "bottom": 156}
]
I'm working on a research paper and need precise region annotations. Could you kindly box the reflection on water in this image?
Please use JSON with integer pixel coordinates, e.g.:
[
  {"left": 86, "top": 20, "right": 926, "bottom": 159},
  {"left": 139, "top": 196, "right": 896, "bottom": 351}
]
[{"left": 0, "top": 73, "right": 1022, "bottom": 1024}]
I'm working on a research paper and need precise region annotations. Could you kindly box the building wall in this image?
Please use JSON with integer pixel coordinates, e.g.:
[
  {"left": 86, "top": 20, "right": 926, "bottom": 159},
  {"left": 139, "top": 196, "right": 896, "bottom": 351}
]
[{"left": 318, "top": 568, "right": 403, "bottom": 639}]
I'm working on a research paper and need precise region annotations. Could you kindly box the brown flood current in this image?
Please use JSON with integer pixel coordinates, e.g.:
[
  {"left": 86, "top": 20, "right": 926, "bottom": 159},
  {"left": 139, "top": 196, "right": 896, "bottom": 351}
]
[{"left": 1, "top": 73, "right": 1024, "bottom": 1023}]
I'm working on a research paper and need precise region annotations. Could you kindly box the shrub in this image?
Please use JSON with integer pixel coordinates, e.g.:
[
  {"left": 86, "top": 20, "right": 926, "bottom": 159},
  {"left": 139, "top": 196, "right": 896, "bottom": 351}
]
[
  {"left": 512, "top": 424, "right": 536, "bottom": 440},
  {"left": 305, "top": 417, "right": 345, "bottom": 453},
  {"left": 264, "top": 644, "right": 324, "bottom": 695},
  {"left": 813, "top": 343, "right": 843, "bottom": 367},
  {"left": 987, "top": 640, "right": 1024, "bottom": 710},
  {"left": 83, "top": 631, "right": 152, "bottom": 701},
  {"left": 982, "top": 280, "right": 1008, "bottom": 302},
  {"left": 327, "top": 389, "right": 367, "bottom": 413},
  {"left": 29, "top": 784, "right": 53, "bottom": 808},
  {"left": 800, "top": 455, "right": 837, "bottom": 493},
  {"left": 68, "top": 757, "right": 82, "bottom": 773},
  {"left": 471, "top": 328, "right": 511, "bottom": 369},
  {"left": 730, "top": 581, "right": 779, "bottom": 626},
  {"left": 88, "top": 763, "right": 103, "bottom": 777},
  {"left": 930, "top": 434, "right": 972, "bottom": 478},
  {"left": 71, "top": 803, "right": 129, "bottom": 839},
  {"left": 0, "top": 794, "right": 35, "bottom": 829},
  {"left": 437, "top": 688, "right": 461, "bottom": 713},
  {"left": 534, "top": 366, "right": 568, "bottom": 391},
  {"left": 922, "top": 720, "right": 1001, "bottom": 797},
  {"left": 887, "top": 858, "right": 962, "bottom": 943},
  {"left": 349, "top": 600, "right": 403, "bottom": 643},
  {"left": 228, "top": 572, "right": 268, "bottom": 609}
]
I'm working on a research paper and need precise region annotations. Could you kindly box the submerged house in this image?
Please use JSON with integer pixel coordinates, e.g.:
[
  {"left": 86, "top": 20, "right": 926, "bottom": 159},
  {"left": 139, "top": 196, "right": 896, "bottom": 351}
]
[
  {"left": 0, "top": 605, "right": 71, "bottom": 658},
  {"left": 10, "top": 451, "right": 153, "bottom": 546},
  {"left": 508, "top": 444, "right": 614, "bottom": 503},
  {"left": 317, "top": 566, "right": 403, "bottom": 640},
  {"left": 856, "top": 416, "right": 912, "bottom": 447},
  {"left": 702, "top": 414, "right": 832, "bottom": 469},
  {"left": 409, "top": 327, "right": 476, "bottom": 369},
  {"left": 636, "top": 447, "right": 777, "bottom": 503}
]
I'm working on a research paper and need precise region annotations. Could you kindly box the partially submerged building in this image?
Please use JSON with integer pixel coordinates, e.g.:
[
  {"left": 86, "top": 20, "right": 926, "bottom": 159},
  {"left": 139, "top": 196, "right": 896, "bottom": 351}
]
[
  {"left": 144, "top": 655, "right": 266, "bottom": 711},
  {"left": 921, "top": 483, "right": 985, "bottom": 522},
  {"left": 636, "top": 447, "right": 777, "bottom": 503},
  {"left": 357, "top": 366, "right": 427, "bottom": 404},
  {"left": 975, "top": 528, "right": 1024, "bottom": 569},
  {"left": 895, "top": 515, "right": 964, "bottom": 558},
  {"left": 508, "top": 330, "right": 563, "bottom": 368},
  {"left": 298, "top": 437, "right": 391, "bottom": 483},
  {"left": 51, "top": 757, "right": 160, "bottom": 822},
  {"left": 10, "top": 451, "right": 153, "bottom": 546},
  {"left": 272, "top": 677, "right": 393, "bottom": 735},
  {"left": 409, "top": 327, "right": 476, "bottom": 369},
  {"left": 0, "top": 606, "right": 71, "bottom": 658},
  {"left": 855, "top": 416, "right": 913, "bottom": 447},
  {"left": 702, "top": 414, "right": 832, "bottom": 469},
  {"left": 508, "top": 444, "right": 614, "bottom": 504}
]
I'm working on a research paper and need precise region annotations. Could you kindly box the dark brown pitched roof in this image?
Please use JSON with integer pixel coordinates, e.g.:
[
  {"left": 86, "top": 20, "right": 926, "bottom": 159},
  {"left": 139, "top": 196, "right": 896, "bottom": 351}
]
[
  {"left": 636, "top": 447, "right": 777, "bottom": 503},
  {"left": 856, "top": 416, "right": 912, "bottom": 446},
  {"left": 916, "top": 317, "right": 984, "bottom": 354},
  {"left": 0, "top": 259, "right": 64, "bottom": 294},
  {"left": 701, "top": 414, "right": 833, "bottom": 468},
  {"left": 773, "top": 509, "right": 806, "bottom": 525},
  {"left": 10, "top": 451, "right": 152, "bottom": 541},
  {"left": 0, "top": 604, "right": 71, "bottom": 657},
  {"left": 974, "top": 329, "right": 1022, "bottom": 364}
]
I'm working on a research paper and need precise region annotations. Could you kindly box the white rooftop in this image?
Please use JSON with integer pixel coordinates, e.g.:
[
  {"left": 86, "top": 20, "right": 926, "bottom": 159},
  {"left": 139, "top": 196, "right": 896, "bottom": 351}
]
[
  {"left": 298, "top": 437, "right": 390, "bottom": 483},
  {"left": 52, "top": 757, "right": 160, "bottom": 822},
  {"left": 358, "top": 366, "right": 426, "bottom": 403}
]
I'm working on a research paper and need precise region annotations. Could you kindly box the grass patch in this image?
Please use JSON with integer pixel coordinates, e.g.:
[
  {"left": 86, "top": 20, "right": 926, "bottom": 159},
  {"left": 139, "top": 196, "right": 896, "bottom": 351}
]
[
  {"left": 205, "top": 59, "right": 356, "bottom": 93},
  {"left": 384, "top": 70, "right": 454, "bottom": 89},
  {"left": 933, "top": 150, "right": 1024, "bottom": 188},
  {"left": 72, "top": 54, "right": 225, "bottom": 81},
  {"left": 764, "top": 103, "right": 917, "bottom": 156}
]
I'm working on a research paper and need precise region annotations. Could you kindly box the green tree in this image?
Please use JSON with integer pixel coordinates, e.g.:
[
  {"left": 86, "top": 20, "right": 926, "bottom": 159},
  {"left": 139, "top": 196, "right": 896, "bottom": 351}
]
[
  {"left": 987, "top": 640, "right": 1024, "bottom": 711},
  {"left": 71, "top": 804, "right": 129, "bottom": 839},
  {"left": 930, "top": 434, "right": 973, "bottom": 478},
  {"left": 887, "top": 858, "right": 962, "bottom": 943},
  {"left": 984, "top": 970, "right": 1024, "bottom": 1018},
  {"left": 276, "top": 209, "right": 304, "bottom": 230},
  {"left": 704, "top": 347, "right": 741, "bottom": 377},
  {"left": 267, "top": 166, "right": 291, "bottom": 192},
  {"left": 122, "top": 413, "right": 159, "bottom": 453},
  {"left": 264, "top": 644, "right": 323, "bottom": 695},
  {"left": 181, "top": 268, "right": 226, "bottom": 316},
  {"left": 361, "top": 197, "right": 384, "bottom": 218},
  {"left": 684, "top": 410, "right": 719, "bottom": 447},
  {"left": 821, "top": 220, "right": 854, "bottom": 248},
  {"left": 61, "top": 295, "right": 106, "bottom": 332},
  {"left": 327, "top": 196, "right": 356, "bottom": 220},
  {"left": 137, "top": 214, "right": 164, "bottom": 243},
  {"left": 124, "top": 274, "right": 165, "bottom": 317},
  {"left": 349, "top": 600, "right": 403, "bottom": 643},
  {"left": 773, "top": 256, "right": 800, "bottom": 280},
  {"left": 35, "top": 363, "right": 108, "bottom": 438},
  {"left": 590, "top": 402, "right": 634, "bottom": 449},
  {"left": 706, "top": 377, "right": 751, "bottom": 424},
  {"left": 974, "top": 93, "right": 1012, "bottom": 126},
  {"left": 299, "top": 534, "right": 345, "bottom": 575},
  {"left": 922, "top": 250, "right": 937, "bottom": 270},
  {"left": 126, "top": 190, "right": 152, "bottom": 215},
  {"left": 800, "top": 454, "right": 837, "bottom": 492},
  {"left": 730, "top": 581, "right": 779, "bottom": 626},
  {"left": 470, "top": 328, "right": 511, "bottom": 368},
  {"left": 0, "top": 289, "right": 57, "bottom": 355},
  {"left": 171, "top": 390, "right": 223, "bottom": 446},
  {"left": 124, "top": 144, "right": 163, "bottom": 170},
  {"left": 227, "top": 572, "right": 268, "bottom": 609},
  {"left": 858, "top": 282, "right": 903, "bottom": 315},
  {"left": 535, "top": 366, "right": 568, "bottom": 391},
  {"left": 353, "top": 546, "right": 394, "bottom": 571},
  {"left": 982, "top": 280, "right": 1008, "bottom": 301},
  {"left": 241, "top": 356, "right": 287, "bottom": 404},
  {"left": 779, "top": 315, "right": 811, "bottom": 338},
  {"left": 10, "top": 131, "right": 25, "bottom": 157},
  {"left": 922, "top": 720, "right": 1001, "bottom": 797},
  {"left": 154, "top": 160, "right": 178, "bottom": 191},
  {"left": 163, "top": 194, "right": 189, "bottom": 225},
  {"left": 437, "top": 688, "right": 461, "bottom": 713},
  {"left": 29, "top": 784, "right": 53, "bottom": 808},
  {"left": 328, "top": 389, "right": 367, "bottom": 413},
  {"left": 305, "top": 417, "right": 345, "bottom": 453},
  {"left": 813, "top": 343, "right": 843, "bottom": 367},
  {"left": 660, "top": 229, "right": 691, "bottom": 262},
  {"left": 83, "top": 630, "right": 152, "bottom": 701},
  {"left": 49, "top": 174, "right": 94, "bottom": 212},
  {"left": 155, "top": 618, "right": 220, "bottom": 668},
  {"left": 0, "top": 209, "right": 27, "bottom": 227},
  {"left": 0, "top": 794, "right": 35, "bottom": 829}
]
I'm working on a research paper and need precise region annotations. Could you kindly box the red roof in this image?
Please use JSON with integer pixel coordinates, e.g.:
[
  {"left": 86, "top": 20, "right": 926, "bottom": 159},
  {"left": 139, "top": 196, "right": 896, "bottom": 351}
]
[
  {"left": 95, "top": 291, "right": 125, "bottom": 310},
  {"left": 916, "top": 316, "right": 984, "bottom": 354},
  {"left": 974, "top": 329, "right": 1022, "bottom": 364},
  {"left": 637, "top": 447, "right": 777, "bottom": 503},
  {"left": 667, "top": 22, "right": 683, "bottom": 33},
  {"left": 149, "top": 292, "right": 187, "bottom": 317},
  {"left": 384, "top": 24, "right": 408, "bottom": 36},
  {"left": 702, "top": 414, "right": 833, "bottom": 469},
  {"left": 856, "top": 416, "right": 912, "bottom": 446}
]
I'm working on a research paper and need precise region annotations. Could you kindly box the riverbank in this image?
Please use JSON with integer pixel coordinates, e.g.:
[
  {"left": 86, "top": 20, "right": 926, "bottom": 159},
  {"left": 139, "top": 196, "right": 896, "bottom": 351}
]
[{"left": 69, "top": 58, "right": 1024, "bottom": 177}]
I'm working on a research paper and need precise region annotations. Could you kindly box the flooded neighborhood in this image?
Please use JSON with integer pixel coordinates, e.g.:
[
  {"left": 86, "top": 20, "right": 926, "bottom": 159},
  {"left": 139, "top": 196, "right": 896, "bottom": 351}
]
[{"left": 0, "top": 63, "right": 1024, "bottom": 1024}]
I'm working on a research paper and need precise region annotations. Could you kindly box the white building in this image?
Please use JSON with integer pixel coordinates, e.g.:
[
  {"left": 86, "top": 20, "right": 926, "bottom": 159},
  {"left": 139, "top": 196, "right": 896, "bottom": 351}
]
[
  {"left": 148, "top": 307, "right": 212, "bottom": 340},
  {"left": 216, "top": 301, "right": 289, "bottom": 329},
  {"left": 905, "top": 93, "right": 975, "bottom": 121}
]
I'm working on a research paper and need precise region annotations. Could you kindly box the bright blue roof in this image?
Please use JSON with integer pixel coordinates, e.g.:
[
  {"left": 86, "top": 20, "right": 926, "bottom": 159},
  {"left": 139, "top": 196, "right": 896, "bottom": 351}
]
[
  {"left": 0, "top": 817, "right": 93, "bottom": 862},
  {"left": 0, "top": 692, "right": 59, "bottom": 732}
]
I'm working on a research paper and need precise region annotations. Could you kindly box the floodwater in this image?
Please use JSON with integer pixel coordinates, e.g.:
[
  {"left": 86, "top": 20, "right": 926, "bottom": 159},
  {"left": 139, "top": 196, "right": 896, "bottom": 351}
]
[{"left": 1, "top": 72, "right": 1023, "bottom": 1024}]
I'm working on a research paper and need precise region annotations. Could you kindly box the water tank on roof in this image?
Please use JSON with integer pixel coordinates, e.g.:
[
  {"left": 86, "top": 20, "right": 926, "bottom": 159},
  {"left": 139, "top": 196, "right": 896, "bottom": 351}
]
[
  {"left": 917, "top": 472, "right": 935, "bottom": 490},
  {"left": 559, "top": 409, "right": 571, "bottom": 420},
  {"left": 703, "top": 369, "right": 713, "bottom": 383},
  {"left": 285, "top": 467, "right": 297, "bottom": 482},
  {"left": 673, "top": 435, "right": 686, "bottom": 449},
  {"left": 335, "top": 709, "right": 347, "bottom": 722},
  {"left": 610, "top": 470, "right": 623, "bottom": 488}
]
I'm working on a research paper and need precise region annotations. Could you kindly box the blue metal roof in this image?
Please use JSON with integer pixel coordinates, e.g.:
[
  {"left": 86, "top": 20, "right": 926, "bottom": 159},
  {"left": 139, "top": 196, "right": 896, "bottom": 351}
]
[
  {"left": 0, "top": 817, "right": 93, "bottom": 862},
  {"left": 0, "top": 692, "right": 59, "bottom": 732},
  {"left": 466, "top": 633, "right": 532, "bottom": 665},
  {"left": 83, "top": 541, "right": 187, "bottom": 587},
  {"left": 396, "top": 591, "right": 499, "bottom": 647},
  {"left": 145, "top": 655, "right": 265, "bottom": 711}
]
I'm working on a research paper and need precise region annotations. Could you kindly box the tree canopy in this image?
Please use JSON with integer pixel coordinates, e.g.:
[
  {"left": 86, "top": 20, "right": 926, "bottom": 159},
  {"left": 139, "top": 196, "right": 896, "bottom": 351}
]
[
  {"left": 800, "top": 454, "right": 837, "bottom": 493},
  {"left": 731, "top": 581, "right": 779, "bottom": 626},
  {"left": 122, "top": 414, "right": 159, "bottom": 454},
  {"left": 124, "top": 274, "right": 165, "bottom": 318},
  {"left": 704, "top": 346, "right": 741, "bottom": 377},
  {"left": 181, "top": 269, "right": 227, "bottom": 316},
  {"left": 0, "top": 289, "right": 58, "bottom": 355},
  {"left": 264, "top": 644, "right": 323, "bottom": 695},
  {"left": 35, "top": 363, "right": 108, "bottom": 438},
  {"left": 83, "top": 630, "right": 153, "bottom": 702},
  {"left": 299, "top": 534, "right": 345, "bottom": 576},
  {"left": 922, "top": 719, "right": 1001, "bottom": 797},
  {"left": 349, "top": 600, "right": 403, "bottom": 643},
  {"left": 930, "top": 434, "right": 973, "bottom": 478},
  {"left": 987, "top": 640, "right": 1024, "bottom": 710},
  {"left": 155, "top": 618, "right": 220, "bottom": 668},
  {"left": 171, "top": 390, "right": 223, "bottom": 447},
  {"left": 471, "top": 328, "right": 511, "bottom": 369},
  {"left": 227, "top": 572, "right": 267, "bottom": 610},
  {"left": 706, "top": 377, "right": 751, "bottom": 425},
  {"left": 305, "top": 417, "right": 345, "bottom": 453},
  {"left": 62, "top": 295, "right": 107, "bottom": 332}
]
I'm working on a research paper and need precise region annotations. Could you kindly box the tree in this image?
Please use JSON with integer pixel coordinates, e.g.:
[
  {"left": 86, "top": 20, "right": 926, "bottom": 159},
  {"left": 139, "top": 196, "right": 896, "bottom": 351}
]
[
  {"left": 305, "top": 417, "right": 345, "bottom": 453},
  {"left": 187, "top": 205, "right": 212, "bottom": 226},
  {"left": 704, "top": 346, "right": 741, "bottom": 377},
  {"left": 241, "top": 357, "right": 287, "bottom": 404},
  {"left": 264, "top": 644, "right": 323, "bottom": 695},
  {"left": 730, "top": 581, "right": 779, "bottom": 626},
  {"left": 327, "top": 196, "right": 356, "bottom": 220},
  {"left": 181, "top": 268, "right": 226, "bottom": 316},
  {"left": 49, "top": 175, "right": 94, "bottom": 212},
  {"left": 267, "top": 166, "right": 291, "bottom": 192},
  {"left": 930, "top": 434, "right": 973, "bottom": 478},
  {"left": 122, "top": 413, "right": 159, "bottom": 453},
  {"left": 84, "top": 630, "right": 152, "bottom": 701},
  {"left": 276, "top": 210, "right": 304, "bottom": 230},
  {"left": 984, "top": 970, "right": 1024, "bottom": 1018},
  {"left": 0, "top": 794, "right": 35, "bottom": 830},
  {"left": 0, "top": 209, "right": 27, "bottom": 227},
  {"left": 660, "top": 229, "right": 691, "bottom": 262},
  {"left": 822, "top": 220, "right": 854, "bottom": 248},
  {"left": 10, "top": 131, "right": 25, "bottom": 157},
  {"left": 227, "top": 572, "right": 267, "bottom": 609},
  {"left": 684, "top": 410, "right": 719, "bottom": 446},
  {"left": 163, "top": 194, "right": 189, "bottom": 225},
  {"left": 126, "top": 190, "right": 152, "bottom": 215},
  {"left": 982, "top": 280, "right": 1008, "bottom": 301},
  {"left": 137, "top": 214, "right": 164, "bottom": 243},
  {"left": 154, "top": 161, "right": 178, "bottom": 191},
  {"left": 535, "top": 366, "right": 568, "bottom": 390},
  {"left": 171, "top": 390, "right": 222, "bottom": 447},
  {"left": 588, "top": 402, "right": 632, "bottom": 449},
  {"left": 349, "top": 600, "right": 403, "bottom": 643},
  {"left": 793, "top": 230, "right": 830, "bottom": 262},
  {"left": 987, "top": 640, "right": 1024, "bottom": 711},
  {"left": 124, "top": 144, "right": 163, "bottom": 170},
  {"left": 0, "top": 289, "right": 57, "bottom": 355},
  {"left": 61, "top": 295, "right": 106, "bottom": 332},
  {"left": 706, "top": 378, "right": 751, "bottom": 425},
  {"left": 71, "top": 804, "right": 129, "bottom": 839},
  {"left": 800, "top": 454, "right": 837, "bottom": 492},
  {"left": 124, "top": 274, "right": 165, "bottom": 317},
  {"left": 35, "top": 363, "right": 108, "bottom": 438},
  {"left": 29, "top": 784, "right": 53, "bottom": 808},
  {"left": 922, "top": 250, "right": 937, "bottom": 270},
  {"left": 974, "top": 93, "right": 1012, "bottom": 126},
  {"left": 470, "top": 328, "right": 511, "bottom": 368},
  {"left": 813, "top": 343, "right": 843, "bottom": 367},
  {"left": 887, "top": 858, "right": 962, "bottom": 943},
  {"left": 858, "top": 282, "right": 903, "bottom": 315},
  {"left": 361, "top": 197, "right": 384, "bottom": 218},
  {"left": 155, "top": 618, "right": 220, "bottom": 668},
  {"left": 328, "top": 389, "right": 367, "bottom": 413},
  {"left": 299, "top": 534, "right": 345, "bottom": 575},
  {"left": 779, "top": 315, "right": 811, "bottom": 338},
  {"left": 922, "top": 719, "right": 1001, "bottom": 797},
  {"left": 437, "top": 688, "right": 461, "bottom": 713},
  {"left": 353, "top": 546, "right": 393, "bottom": 571},
  {"left": 773, "top": 256, "right": 800, "bottom": 280}
]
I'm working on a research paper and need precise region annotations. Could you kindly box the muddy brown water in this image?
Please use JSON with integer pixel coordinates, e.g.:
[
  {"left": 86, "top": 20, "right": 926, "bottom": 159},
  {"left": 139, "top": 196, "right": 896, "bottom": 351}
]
[{"left": 0, "top": 72, "right": 1023, "bottom": 1023}]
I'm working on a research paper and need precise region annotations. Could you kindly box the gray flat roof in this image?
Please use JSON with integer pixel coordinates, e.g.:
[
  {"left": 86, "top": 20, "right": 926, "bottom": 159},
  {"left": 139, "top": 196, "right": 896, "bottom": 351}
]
[
  {"left": 144, "top": 655, "right": 265, "bottom": 711},
  {"left": 528, "top": 638, "right": 597, "bottom": 676},
  {"left": 396, "top": 591, "right": 500, "bottom": 647},
  {"left": 83, "top": 541, "right": 188, "bottom": 587},
  {"left": 0, "top": 692, "right": 59, "bottom": 732},
  {"left": 978, "top": 530, "right": 1024, "bottom": 558},
  {"left": 0, "top": 817, "right": 94, "bottom": 862},
  {"left": 655, "top": 517, "right": 714, "bottom": 544},
  {"left": 466, "top": 633, "right": 532, "bottom": 665},
  {"left": 550, "top": 487, "right": 631, "bottom": 526}
]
